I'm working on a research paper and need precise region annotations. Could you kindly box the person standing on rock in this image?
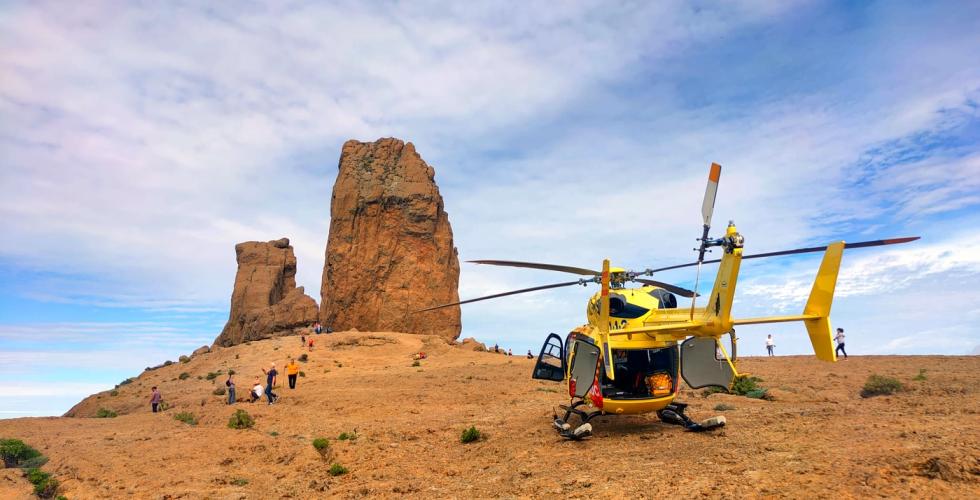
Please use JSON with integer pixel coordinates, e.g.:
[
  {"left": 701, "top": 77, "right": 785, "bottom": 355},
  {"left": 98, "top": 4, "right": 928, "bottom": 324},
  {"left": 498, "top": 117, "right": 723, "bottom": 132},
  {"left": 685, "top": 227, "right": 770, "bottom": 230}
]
[
  {"left": 766, "top": 335, "right": 775, "bottom": 357},
  {"left": 226, "top": 373, "right": 236, "bottom": 404},
  {"left": 262, "top": 363, "right": 278, "bottom": 404},
  {"left": 286, "top": 357, "right": 300, "bottom": 389},
  {"left": 835, "top": 328, "right": 848, "bottom": 359},
  {"left": 150, "top": 386, "right": 162, "bottom": 413}
]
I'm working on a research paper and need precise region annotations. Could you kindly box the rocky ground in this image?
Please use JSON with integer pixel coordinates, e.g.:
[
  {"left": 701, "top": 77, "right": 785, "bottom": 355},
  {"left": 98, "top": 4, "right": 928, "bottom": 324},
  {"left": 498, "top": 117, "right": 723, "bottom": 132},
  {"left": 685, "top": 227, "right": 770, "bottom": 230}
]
[{"left": 1, "top": 331, "right": 977, "bottom": 498}]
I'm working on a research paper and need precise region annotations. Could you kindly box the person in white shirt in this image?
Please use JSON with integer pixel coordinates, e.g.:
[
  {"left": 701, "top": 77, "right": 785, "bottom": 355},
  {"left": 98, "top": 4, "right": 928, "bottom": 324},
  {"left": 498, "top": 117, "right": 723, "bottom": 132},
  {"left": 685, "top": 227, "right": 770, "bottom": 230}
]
[
  {"left": 834, "top": 328, "right": 848, "bottom": 359},
  {"left": 251, "top": 379, "right": 264, "bottom": 403},
  {"left": 766, "top": 334, "right": 775, "bottom": 357}
]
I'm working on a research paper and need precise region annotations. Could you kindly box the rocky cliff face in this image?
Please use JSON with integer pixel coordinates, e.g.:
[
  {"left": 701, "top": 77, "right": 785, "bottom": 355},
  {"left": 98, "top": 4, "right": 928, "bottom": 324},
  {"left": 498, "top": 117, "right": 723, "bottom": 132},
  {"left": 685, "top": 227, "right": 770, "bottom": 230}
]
[
  {"left": 214, "top": 238, "right": 319, "bottom": 346},
  {"left": 320, "top": 138, "right": 461, "bottom": 340}
]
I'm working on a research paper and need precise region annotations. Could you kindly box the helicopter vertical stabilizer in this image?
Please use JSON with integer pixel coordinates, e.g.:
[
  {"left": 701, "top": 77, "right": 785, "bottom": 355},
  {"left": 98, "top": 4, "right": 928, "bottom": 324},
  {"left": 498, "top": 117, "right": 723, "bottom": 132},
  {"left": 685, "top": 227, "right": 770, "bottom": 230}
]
[{"left": 802, "top": 241, "right": 844, "bottom": 362}]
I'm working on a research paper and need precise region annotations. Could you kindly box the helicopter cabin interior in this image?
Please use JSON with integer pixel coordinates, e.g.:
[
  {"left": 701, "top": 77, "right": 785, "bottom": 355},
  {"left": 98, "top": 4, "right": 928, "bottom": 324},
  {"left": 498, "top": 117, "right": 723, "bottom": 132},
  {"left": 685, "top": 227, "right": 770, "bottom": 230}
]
[
  {"left": 533, "top": 331, "right": 737, "bottom": 399},
  {"left": 532, "top": 332, "right": 678, "bottom": 400}
]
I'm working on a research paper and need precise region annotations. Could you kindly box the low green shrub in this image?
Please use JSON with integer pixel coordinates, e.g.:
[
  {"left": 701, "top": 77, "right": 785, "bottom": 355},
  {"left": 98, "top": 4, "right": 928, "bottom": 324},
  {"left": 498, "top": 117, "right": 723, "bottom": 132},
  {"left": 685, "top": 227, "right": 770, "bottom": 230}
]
[
  {"left": 179, "top": 355, "right": 190, "bottom": 363},
  {"left": 411, "top": 360, "right": 420, "bottom": 367},
  {"left": 116, "top": 378, "right": 134, "bottom": 387},
  {"left": 173, "top": 412, "right": 197, "bottom": 425},
  {"left": 460, "top": 426, "right": 481, "bottom": 443},
  {"left": 298, "top": 354, "right": 308, "bottom": 362},
  {"left": 26, "top": 467, "right": 59, "bottom": 498},
  {"left": 228, "top": 369, "right": 236, "bottom": 375},
  {"left": 312, "top": 438, "right": 330, "bottom": 451},
  {"left": 713, "top": 403, "right": 736, "bottom": 411},
  {"left": 213, "top": 387, "right": 226, "bottom": 396},
  {"left": 163, "top": 360, "right": 174, "bottom": 366},
  {"left": 861, "top": 375, "right": 904, "bottom": 398},
  {"left": 329, "top": 463, "right": 348, "bottom": 476},
  {"left": 205, "top": 371, "right": 221, "bottom": 381},
  {"left": 178, "top": 372, "right": 190, "bottom": 380},
  {"left": 299, "top": 371, "right": 306, "bottom": 377},
  {"left": 913, "top": 369, "right": 927, "bottom": 381},
  {"left": 95, "top": 408, "right": 117, "bottom": 418},
  {"left": 731, "top": 375, "right": 763, "bottom": 395},
  {"left": 0, "top": 438, "right": 47, "bottom": 469},
  {"left": 338, "top": 431, "right": 357, "bottom": 441},
  {"left": 231, "top": 478, "right": 248, "bottom": 486},
  {"left": 110, "top": 390, "right": 119, "bottom": 397},
  {"left": 227, "top": 409, "right": 254, "bottom": 429}
]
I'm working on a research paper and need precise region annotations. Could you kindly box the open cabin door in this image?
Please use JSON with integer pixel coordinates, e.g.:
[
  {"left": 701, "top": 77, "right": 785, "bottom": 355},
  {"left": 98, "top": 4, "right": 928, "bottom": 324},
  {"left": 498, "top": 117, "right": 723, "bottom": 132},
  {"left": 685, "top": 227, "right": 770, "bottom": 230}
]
[
  {"left": 532, "top": 333, "right": 565, "bottom": 381},
  {"left": 568, "top": 340, "right": 601, "bottom": 398},
  {"left": 680, "top": 336, "right": 736, "bottom": 390}
]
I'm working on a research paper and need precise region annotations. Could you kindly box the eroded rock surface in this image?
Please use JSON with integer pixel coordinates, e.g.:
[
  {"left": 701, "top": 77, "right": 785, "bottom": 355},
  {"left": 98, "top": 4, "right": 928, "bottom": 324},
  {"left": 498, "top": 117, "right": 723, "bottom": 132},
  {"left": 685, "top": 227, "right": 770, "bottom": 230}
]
[
  {"left": 320, "top": 138, "right": 461, "bottom": 340},
  {"left": 214, "top": 238, "right": 318, "bottom": 346}
]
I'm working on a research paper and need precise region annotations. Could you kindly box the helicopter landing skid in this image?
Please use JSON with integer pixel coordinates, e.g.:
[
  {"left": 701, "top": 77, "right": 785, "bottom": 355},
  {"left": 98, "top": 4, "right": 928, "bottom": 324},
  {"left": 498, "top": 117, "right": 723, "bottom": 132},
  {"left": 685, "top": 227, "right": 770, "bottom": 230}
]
[
  {"left": 553, "top": 401, "right": 600, "bottom": 440},
  {"left": 657, "top": 402, "right": 726, "bottom": 432}
]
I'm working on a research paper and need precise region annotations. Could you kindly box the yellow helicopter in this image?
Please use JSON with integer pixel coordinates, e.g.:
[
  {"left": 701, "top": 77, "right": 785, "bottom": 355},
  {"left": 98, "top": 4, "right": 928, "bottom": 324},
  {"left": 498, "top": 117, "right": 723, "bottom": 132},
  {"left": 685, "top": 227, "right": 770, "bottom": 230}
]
[{"left": 423, "top": 163, "right": 918, "bottom": 439}]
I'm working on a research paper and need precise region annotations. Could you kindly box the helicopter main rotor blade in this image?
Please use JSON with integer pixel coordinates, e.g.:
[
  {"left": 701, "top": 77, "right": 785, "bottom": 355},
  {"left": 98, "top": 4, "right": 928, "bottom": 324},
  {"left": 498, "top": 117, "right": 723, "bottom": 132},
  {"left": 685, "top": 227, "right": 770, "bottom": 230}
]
[
  {"left": 647, "top": 236, "right": 921, "bottom": 273},
  {"left": 632, "top": 278, "right": 699, "bottom": 298},
  {"left": 468, "top": 260, "right": 599, "bottom": 276},
  {"left": 417, "top": 280, "right": 590, "bottom": 312}
]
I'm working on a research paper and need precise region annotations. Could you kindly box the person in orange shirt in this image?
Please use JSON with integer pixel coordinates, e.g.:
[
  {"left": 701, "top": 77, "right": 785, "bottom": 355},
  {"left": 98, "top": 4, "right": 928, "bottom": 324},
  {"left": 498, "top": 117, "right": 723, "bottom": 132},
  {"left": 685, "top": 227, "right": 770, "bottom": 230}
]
[{"left": 286, "top": 357, "right": 300, "bottom": 389}]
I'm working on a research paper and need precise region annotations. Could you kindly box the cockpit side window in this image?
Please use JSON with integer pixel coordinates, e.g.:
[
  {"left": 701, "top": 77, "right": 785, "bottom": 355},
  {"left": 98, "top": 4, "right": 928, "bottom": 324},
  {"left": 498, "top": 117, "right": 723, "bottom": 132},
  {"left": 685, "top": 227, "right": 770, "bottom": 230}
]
[{"left": 647, "top": 288, "right": 678, "bottom": 309}]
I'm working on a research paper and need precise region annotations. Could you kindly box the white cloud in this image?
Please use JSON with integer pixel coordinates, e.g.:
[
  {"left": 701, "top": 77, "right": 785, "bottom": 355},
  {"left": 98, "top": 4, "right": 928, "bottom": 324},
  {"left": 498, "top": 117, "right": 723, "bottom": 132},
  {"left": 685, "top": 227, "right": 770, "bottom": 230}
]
[
  {"left": 1, "top": 381, "right": 111, "bottom": 398},
  {"left": 739, "top": 232, "right": 980, "bottom": 311}
]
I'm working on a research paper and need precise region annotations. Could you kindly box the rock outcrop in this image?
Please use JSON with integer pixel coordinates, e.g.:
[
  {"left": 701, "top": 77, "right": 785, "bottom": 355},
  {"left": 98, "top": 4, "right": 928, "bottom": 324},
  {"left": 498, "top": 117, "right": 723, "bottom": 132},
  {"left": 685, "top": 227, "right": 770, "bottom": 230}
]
[
  {"left": 320, "top": 138, "right": 461, "bottom": 340},
  {"left": 458, "top": 337, "right": 487, "bottom": 352},
  {"left": 214, "top": 238, "right": 319, "bottom": 347}
]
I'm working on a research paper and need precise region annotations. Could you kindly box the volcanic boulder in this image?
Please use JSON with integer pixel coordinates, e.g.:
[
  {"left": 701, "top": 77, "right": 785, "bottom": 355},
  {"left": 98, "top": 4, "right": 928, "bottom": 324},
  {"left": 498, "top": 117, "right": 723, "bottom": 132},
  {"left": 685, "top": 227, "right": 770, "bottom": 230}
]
[
  {"left": 214, "top": 238, "right": 318, "bottom": 346},
  {"left": 320, "top": 138, "right": 461, "bottom": 340}
]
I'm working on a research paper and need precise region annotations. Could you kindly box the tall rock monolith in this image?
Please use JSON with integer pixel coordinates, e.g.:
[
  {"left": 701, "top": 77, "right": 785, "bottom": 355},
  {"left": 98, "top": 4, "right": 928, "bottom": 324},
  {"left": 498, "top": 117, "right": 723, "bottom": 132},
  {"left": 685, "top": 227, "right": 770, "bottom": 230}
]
[
  {"left": 214, "top": 238, "right": 319, "bottom": 346},
  {"left": 320, "top": 138, "right": 461, "bottom": 340}
]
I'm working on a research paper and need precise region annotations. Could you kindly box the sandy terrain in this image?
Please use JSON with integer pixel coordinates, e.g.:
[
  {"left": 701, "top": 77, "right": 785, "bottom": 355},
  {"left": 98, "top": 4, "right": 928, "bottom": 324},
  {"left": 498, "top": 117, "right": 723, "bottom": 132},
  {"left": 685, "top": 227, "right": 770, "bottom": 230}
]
[{"left": 1, "top": 331, "right": 977, "bottom": 498}]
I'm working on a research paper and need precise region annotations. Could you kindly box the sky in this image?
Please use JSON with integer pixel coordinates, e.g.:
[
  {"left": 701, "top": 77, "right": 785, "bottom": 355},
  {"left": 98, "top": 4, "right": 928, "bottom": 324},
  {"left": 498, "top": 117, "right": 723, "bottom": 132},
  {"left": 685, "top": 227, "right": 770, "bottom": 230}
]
[{"left": 1, "top": 1, "right": 979, "bottom": 417}]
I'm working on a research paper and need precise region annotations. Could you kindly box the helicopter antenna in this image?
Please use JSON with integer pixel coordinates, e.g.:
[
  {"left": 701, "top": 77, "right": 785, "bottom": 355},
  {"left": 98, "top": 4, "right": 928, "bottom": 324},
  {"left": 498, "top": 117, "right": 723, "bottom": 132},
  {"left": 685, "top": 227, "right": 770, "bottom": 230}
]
[{"left": 690, "top": 163, "right": 721, "bottom": 319}]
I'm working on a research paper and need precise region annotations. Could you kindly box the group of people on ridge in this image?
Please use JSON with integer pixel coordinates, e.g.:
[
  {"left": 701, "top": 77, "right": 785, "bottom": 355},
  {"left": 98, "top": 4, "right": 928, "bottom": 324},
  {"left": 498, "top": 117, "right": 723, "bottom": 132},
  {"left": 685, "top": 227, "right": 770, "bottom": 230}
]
[{"left": 149, "top": 323, "right": 332, "bottom": 412}]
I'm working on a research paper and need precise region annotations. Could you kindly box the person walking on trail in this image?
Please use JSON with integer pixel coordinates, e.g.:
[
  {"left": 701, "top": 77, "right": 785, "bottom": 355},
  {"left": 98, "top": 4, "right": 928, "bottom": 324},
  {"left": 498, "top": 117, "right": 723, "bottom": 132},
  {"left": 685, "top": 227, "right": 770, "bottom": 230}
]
[
  {"left": 301, "top": 334, "right": 306, "bottom": 347},
  {"left": 308, "top": 337, "right": 315, "bottom": 352},
  {"left": 150, "top": 386, "right": 162, "bottom": 413},
  {"left": 261, "top": 363, "right": 278, "bottom": 404},
  {"left": 526, "top": 350, "right": 533, "bottom": 359},
  {"left": 835, "top": 328, "right": 848, "bottom": 359},
  {"left": 766, "top": 334, "right": 775, "bottom": 357},
  {"left": 226, "top": 373, "right": 236, "bottom": 404},
  {"left": 286, "top": 357, "right": 300, "bottom": 389},
  {"left": 250, "top": 378, "right": 263, "bottom": 403}
]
